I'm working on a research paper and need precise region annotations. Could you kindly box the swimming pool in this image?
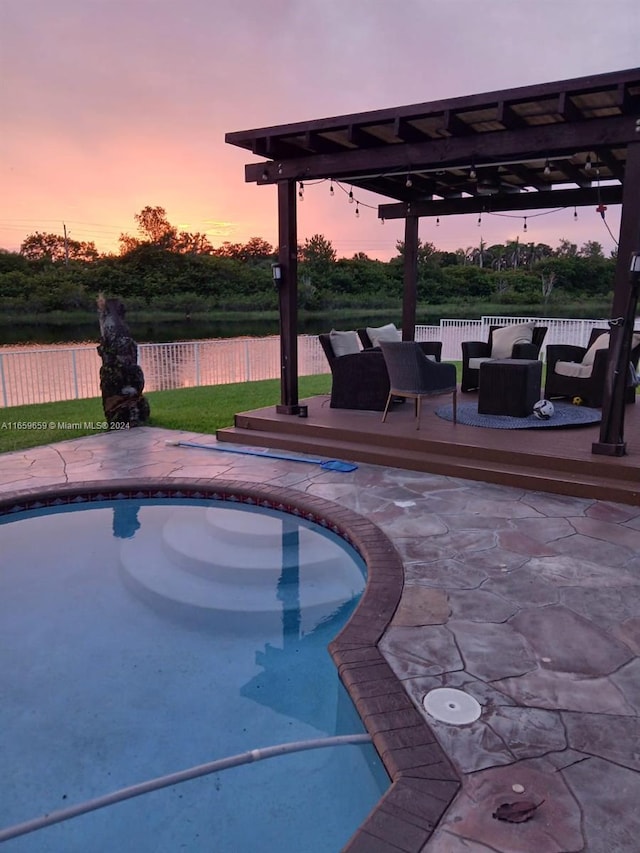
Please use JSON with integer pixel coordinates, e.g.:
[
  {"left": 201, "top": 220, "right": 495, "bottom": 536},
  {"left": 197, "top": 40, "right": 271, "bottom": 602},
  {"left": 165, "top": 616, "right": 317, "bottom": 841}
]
[{"left": 0, "top": 498, "right": 389, "bottom": 852}]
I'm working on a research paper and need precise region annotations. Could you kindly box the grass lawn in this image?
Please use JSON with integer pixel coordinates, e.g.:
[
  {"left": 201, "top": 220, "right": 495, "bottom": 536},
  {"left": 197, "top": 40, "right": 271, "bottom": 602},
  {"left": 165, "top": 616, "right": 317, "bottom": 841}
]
[{"left": 0, "top": 375, "right": 332, "bottom": 454}]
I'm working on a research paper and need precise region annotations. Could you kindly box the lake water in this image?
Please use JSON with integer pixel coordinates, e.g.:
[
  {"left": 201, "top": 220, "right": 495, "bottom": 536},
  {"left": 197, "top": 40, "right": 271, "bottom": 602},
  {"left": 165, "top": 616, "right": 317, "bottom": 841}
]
[{"left": 0, "top": 314, "right": 408, "bottom": 347}]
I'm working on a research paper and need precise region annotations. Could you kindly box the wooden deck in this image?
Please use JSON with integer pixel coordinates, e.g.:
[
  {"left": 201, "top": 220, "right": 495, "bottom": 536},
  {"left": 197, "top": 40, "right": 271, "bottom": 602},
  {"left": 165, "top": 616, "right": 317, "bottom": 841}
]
[{"left": 217, "top": 393, "right": 640, "bottom": 506}]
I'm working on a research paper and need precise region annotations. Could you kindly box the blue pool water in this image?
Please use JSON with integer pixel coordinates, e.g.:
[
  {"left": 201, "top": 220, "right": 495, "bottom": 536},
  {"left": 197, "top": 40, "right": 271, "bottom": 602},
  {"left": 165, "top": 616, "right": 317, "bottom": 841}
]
[{"left": 0, "top": 500, "right": 389, "bottom": 852}]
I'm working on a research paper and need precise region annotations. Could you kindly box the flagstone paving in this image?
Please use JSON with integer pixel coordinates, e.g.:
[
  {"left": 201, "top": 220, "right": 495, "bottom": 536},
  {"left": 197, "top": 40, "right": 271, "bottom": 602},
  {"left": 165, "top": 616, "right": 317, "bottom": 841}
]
[{"left": 1, "top": 426, "right": 639, "bottom": 852}]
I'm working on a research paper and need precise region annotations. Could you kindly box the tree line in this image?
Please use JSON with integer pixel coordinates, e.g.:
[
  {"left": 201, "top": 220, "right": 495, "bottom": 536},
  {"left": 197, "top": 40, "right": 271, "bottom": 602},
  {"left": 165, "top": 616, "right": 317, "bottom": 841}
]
[{"left": 0, "top": 205, "right": 617, "bottom": 315}]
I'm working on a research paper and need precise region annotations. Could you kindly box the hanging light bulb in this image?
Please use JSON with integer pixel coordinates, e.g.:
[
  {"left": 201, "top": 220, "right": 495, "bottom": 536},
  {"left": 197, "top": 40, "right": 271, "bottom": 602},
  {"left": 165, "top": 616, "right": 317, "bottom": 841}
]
[
  {"left": 298, "top": 182, "right": 304, "bottom": 201},
  {"left": 380, "top": 217, "right": 385, "bottom": 225},
  {"left": 477, "top": 214, "right": 482, "bottom": 227},
  {"left": 574, "top": 206, "right": 578, "bottom": 221},
  {"left": 523, "top": 217, "right": 528, "bottom": 232},
  {"left": 585, "top": 154, "right": 592, "bottom": 172},
  {"left": 329, "top": 180, "right": 334, "bottom": 196},
  {"left": 348, "top": 189, "right": 354, "bottom": 204},
  {"left": 355, "top": 202, "right": 360, "bottom": 218},
  {"left": 436, "top": 217, "right": 440, "bottom": 227},
  {"left": 405, "top": 175, "right": 413, "bottom": 188},
  {"left": 469, "top": 165, "right": 477, "bottom": 180},
  {"left": 544, "top": 159, "right": 551, "bottom": 177}
]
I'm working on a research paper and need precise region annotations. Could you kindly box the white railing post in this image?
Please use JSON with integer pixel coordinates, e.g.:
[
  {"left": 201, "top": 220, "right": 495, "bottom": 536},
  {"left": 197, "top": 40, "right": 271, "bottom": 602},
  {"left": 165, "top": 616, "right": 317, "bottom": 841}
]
[
  {"left": 194, "top": 341, "right": 200, "bottom": 387},
  {"left": 71, "top": 350, "right": 79, "bottom": 399},
  {"left": 245, "top": 340, "right": 251, "bottom": 382}
]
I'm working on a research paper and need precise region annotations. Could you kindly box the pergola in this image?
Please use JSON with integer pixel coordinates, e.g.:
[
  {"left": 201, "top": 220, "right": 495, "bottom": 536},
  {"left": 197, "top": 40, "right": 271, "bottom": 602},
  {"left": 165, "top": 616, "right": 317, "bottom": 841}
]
[{"left": 226, "top": 67, "right": 640, "bottom": 457}]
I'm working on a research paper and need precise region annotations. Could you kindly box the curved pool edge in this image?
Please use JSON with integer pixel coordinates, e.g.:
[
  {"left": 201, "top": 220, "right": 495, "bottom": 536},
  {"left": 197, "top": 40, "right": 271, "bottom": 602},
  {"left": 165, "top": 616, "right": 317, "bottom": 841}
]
[{"left": 0, "top": 477, "right": 461, "bottom": 851}]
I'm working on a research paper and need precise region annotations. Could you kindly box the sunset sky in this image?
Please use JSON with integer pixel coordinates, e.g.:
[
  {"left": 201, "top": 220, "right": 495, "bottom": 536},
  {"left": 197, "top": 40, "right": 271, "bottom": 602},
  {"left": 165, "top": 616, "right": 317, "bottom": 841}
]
[{"left": 1, "top": 0, "right": 638, "bottom": 261}]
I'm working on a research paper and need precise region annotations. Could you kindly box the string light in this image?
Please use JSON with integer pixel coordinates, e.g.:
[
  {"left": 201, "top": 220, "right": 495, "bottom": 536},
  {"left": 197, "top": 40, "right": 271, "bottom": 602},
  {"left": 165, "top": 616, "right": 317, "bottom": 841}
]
[
  {"left": 298, "top": 182, "right": 304, "bottom": 201},
  {"left": 469, "top": 165, "right": 476, "bottom": 180},
  {"left": 585, "top": 154, "right": 592, "bottom": 172},
  {"left": 405, "top": 175, "right": 413, "bottom": 188},
  {"left": 296, "top": 177, "right": 615, "bottom": 247},
  {"left": 543, "top": 159, "right": 551, "bottom": 177}
]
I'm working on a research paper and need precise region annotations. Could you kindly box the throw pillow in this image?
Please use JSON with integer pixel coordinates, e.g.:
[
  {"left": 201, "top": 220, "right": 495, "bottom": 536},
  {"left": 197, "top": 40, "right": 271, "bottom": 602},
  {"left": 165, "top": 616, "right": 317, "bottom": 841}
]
[
  {"left": 490, "top": 323, "right": 535, "bottom": 359},
  {"left": 329, "top": 329, "right": 360, "bottom": 357},
  {"left": 581, "top": 333, "right": 609, "bottom": 366},
  {"left": 366, "top": 322, "right": 401, "bottom": 348}
]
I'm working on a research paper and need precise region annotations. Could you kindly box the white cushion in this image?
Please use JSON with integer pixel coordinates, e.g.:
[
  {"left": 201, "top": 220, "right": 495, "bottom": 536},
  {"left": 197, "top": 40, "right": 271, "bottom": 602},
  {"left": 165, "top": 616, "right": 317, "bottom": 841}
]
[
  {"left": 582, "top": 333, "right": 609, "bottom": 366},
  {"left": 329, "top": 329, "right": 360, "bottom": 357},
  {"left": 366, "top": 322, "right": 401, "bottom": 348},
  {"left": 468, "top": 357, "right": 493, "bottom": 370},
  {"left": 490, "top": 323, "right": 535, "bottom": 359},
  {"left": 555, "top": 360, "right": 593, "bottom": 379}
]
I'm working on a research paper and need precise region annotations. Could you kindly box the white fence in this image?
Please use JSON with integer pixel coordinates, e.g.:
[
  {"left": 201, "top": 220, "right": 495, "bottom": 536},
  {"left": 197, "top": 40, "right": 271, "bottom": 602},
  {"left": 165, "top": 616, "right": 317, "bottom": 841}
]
[{"left": 1, "top": 317, "right": 636, "bottom": 408}]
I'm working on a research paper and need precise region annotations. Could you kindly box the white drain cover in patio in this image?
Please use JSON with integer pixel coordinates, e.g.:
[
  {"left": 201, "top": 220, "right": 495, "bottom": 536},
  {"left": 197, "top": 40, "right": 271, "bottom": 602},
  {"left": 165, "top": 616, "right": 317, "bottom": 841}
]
[{"left": 423, "top": 688, "right": 481, "bottom": 725}]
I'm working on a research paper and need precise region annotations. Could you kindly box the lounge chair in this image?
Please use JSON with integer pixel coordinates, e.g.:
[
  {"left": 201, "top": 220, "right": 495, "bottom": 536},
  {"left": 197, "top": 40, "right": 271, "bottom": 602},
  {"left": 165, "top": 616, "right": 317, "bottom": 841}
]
[{"left": 544, "top": 327, "right": 640, "bottom": 407}]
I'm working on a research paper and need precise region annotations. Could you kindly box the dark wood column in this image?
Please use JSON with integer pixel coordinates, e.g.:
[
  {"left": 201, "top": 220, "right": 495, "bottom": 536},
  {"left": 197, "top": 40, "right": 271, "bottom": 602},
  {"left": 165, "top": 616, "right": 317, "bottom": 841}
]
[
  {"left": 401, "top": 214, "right": 419, "bottom": 340},
  {"left": 276, "top": 180, "right": 300, "bottom": 414},
  {"left": 593, "top": 141, "right": 640, "bottom": 456}
]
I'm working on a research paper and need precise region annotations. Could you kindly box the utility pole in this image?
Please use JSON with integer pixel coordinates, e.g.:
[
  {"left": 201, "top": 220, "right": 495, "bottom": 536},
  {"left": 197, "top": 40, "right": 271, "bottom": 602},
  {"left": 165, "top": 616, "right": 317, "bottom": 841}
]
[{"left": 63, "top": 223, "right": 69, "bottom": 266}]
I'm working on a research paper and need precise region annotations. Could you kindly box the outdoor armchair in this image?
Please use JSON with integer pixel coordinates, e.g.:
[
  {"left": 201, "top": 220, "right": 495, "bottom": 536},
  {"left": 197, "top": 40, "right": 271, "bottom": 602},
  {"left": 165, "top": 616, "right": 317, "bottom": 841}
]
[
  {"left": 319, "top": 332, "right": 391, "bottom": 411},
  {"left": 544, "top": 327, "right": 640, "bottom": 408},
  {"left": 461, "top": 323, "right": 547, "bottom": 392},
  {"left": 379, "top": 340, "right": 457, "bottom": 429}
]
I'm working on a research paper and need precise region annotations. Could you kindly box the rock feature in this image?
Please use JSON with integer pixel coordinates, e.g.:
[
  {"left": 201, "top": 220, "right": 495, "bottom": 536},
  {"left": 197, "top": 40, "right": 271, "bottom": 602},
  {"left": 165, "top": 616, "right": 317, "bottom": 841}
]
[{"left": 97, "top": 295, "right": 150, "bottom": 427}]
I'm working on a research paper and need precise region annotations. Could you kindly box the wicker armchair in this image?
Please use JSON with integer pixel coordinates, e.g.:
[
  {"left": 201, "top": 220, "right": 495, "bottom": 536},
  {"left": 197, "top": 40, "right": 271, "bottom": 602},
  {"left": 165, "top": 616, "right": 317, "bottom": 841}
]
[
  {"left": 318, "top": 334, "right": 391, "bottom": 410},
  {"left": 461, "top": 324, "right": 547, "bottom": 392},
  {"left": 379, "top": 341, "right": 457, "bottom": 428},
  {"left": 544, "top": 327, "right": 640, "bottom": 408}
]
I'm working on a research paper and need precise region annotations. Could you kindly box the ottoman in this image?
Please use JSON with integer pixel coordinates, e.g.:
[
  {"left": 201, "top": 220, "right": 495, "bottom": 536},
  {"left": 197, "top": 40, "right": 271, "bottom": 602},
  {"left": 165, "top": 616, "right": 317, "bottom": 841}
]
[{"left": 478, "top": 358, "right": 542, "bottom": 417}]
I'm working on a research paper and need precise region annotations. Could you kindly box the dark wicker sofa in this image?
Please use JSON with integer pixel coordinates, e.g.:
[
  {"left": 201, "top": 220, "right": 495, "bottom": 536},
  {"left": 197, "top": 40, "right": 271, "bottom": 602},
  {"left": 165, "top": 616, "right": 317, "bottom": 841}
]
[{"left": 319, "top": 334, "right": 391, "bottom": 410}]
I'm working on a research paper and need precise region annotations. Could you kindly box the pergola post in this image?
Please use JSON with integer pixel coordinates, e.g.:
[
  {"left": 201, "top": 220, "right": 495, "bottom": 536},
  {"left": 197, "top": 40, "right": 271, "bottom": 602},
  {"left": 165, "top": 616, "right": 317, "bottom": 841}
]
[
  {"left": 276, "top": 180, "right": 300, "bottom": 415},
  {"left": 402, "top": 214, "right": 419, "bottom": 340},
  {"left": 592, "top": 141, "right": 640, "bottom": 456}
]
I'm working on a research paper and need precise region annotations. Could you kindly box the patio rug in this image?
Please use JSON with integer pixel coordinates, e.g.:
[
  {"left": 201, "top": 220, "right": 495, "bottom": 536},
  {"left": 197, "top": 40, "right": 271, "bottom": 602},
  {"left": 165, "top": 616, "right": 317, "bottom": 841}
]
[{"left": 435, "top": 401, "right": 602, "bottom": 429}]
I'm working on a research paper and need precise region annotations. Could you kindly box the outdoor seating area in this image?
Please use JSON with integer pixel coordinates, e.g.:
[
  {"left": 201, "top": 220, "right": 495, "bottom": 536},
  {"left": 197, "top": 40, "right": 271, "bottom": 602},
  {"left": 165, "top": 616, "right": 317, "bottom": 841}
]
[{"left": 320, "top": 319, "right": 639, "bottom": 435}]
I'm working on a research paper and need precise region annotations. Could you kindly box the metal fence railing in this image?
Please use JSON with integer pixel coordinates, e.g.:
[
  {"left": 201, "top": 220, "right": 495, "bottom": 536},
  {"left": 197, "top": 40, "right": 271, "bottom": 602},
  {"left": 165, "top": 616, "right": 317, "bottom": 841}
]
[{"left": 1, "top": 318, "right": 636, "bottom": 408}]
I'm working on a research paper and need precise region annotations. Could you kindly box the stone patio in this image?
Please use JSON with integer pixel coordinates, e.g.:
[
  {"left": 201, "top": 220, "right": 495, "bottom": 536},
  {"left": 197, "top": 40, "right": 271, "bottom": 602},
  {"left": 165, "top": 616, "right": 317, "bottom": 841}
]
[{"left": 1, "top": 426, "right": 639, "bottom": 852}]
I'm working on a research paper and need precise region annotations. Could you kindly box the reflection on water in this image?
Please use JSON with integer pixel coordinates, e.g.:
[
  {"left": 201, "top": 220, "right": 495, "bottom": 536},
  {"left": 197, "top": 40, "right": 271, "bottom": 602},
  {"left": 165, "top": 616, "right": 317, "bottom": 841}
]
[{"left": 0, "top": 314, "right": 410, "bottom": 347}]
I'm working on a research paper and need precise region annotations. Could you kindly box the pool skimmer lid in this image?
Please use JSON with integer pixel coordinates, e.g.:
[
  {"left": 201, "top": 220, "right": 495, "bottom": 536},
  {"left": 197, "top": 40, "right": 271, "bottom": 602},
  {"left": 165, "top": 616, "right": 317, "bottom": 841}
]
[{"left": 423, "top": 688, "right": 481, "bottom": 725}]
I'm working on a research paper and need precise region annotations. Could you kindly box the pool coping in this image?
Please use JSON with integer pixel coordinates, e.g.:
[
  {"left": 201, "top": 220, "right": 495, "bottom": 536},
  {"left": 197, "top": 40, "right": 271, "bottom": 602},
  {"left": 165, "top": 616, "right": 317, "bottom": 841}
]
[{"left": 0, "top": 477, "right": 460, "bottom": 852}]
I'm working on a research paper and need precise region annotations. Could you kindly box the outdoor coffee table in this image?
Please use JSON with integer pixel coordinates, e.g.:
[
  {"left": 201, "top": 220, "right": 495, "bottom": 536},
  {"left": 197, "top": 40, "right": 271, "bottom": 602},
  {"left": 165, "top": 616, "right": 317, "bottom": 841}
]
[{"left": 478, "top": 358, "right": 542, "bottom": 417}]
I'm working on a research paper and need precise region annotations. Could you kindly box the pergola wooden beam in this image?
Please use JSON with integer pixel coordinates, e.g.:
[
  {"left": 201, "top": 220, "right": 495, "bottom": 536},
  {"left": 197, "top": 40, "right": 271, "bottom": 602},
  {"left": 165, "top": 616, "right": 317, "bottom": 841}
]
[
  {"left": 378, "top": 185, "right": 623, "bottom": 219},
  {"left": 248, "top": 114, "right": 638, "bottom": 185}
]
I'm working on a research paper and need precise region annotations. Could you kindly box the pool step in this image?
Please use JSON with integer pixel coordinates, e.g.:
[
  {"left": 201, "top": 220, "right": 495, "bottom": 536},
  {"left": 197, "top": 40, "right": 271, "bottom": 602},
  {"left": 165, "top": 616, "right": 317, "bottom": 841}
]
[
  {"left": 161, "top": 506, "right": 353, "bottom": 584},
  {"left": 119, "top": 506, "right": 365, "bottom": 632}
]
